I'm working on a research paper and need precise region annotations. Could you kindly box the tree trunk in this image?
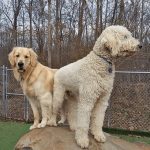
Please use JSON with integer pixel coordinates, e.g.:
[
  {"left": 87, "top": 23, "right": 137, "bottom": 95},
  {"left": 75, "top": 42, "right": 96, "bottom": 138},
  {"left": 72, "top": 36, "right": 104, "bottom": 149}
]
[
  {"left": 116, "top": 0, "right": 125, "bottom": 25},
  {"left": 52, "top": 0, "right": 62, "bottom": 68},
  {"left": 77, "top": 0, "right": 85, "bottom": 46},
  {"left": 22, "top": 10, "right": 25, "bottom": 47},
  {"left": 99, "top": 0, "right": 103, "bottom": 34},
  {"left": 104, "top": 0, "right": 108, "bottom": 28},
  {"left": 95, "top": 0, "right": 100, "bottom": 40},
  {"left": 95, "top": 0, "right": 103, "bottom": 40},
  {"left": 29, "top": 0, "right": 33, "bottom": 48},
  {"left": 111, "top": 0, "right": 118, "bottom": 25},
  {"left": 140, "top": 0, "right": 144, "bottom": 42},
  {"left": 47, "top": 0, "right": 52, "bottom": 67},
  {"left": 11, "top": 0, "right": 22, "bottom": 46}
]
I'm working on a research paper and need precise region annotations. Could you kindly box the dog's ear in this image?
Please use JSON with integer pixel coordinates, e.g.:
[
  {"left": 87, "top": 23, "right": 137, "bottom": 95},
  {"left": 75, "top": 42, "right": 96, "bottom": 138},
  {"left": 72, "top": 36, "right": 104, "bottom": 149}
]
[
  {"left": 103, "top": 36, "right": 120, "bottom": 57},
  {"left": 29, "top": 48, "right": 38, "bottom": 67},
  {"left": 101, "top": 38, "right": 112, "bottom": 53},
  {"left": 8, "top": 48, "right": 16, "bottom": 67}
]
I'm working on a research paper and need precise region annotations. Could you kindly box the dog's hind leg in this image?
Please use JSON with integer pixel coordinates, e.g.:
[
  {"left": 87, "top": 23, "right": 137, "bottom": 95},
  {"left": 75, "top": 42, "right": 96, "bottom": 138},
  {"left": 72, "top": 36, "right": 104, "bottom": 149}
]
[
  {"left": 58, "top": 94, "right": 69, "bottom": 125},
  {"left": 58, "top": 108, "right": 67, "bottom": 124},
  {"left": 67, "top": 95, "right": 78, "bottom": 131},
  {"left": 48, "top": 82, "right": 66, "bottom": 126},
  {"left": 90, "top": 93, "right": 110, "bottom": 143}
]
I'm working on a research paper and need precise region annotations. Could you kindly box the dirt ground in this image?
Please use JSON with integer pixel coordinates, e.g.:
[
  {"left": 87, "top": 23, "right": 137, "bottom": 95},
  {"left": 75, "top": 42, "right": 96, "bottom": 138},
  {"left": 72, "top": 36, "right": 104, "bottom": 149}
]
[
  {"left": 106, "top": 134, "right": 150, "bottom": 150},
  {"left": 134, "top": 143, "right": 150, "bottom": 150}
]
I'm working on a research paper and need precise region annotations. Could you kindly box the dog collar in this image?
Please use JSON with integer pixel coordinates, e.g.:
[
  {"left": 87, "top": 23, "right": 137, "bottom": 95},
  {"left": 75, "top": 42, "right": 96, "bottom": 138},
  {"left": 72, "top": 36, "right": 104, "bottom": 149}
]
[
  {"left": 93, "top": 51, "right": 113, "bottom": 73},
  {"left": 99, "top": 56, "right": 112, "bottom": 65},
  {"left": 101, "top": 56, "right": 112, "bottom": 73}
]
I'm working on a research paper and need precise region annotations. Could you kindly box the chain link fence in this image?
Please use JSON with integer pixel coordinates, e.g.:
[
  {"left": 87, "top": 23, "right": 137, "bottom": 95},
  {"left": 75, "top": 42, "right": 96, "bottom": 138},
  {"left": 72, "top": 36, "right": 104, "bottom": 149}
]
[
  {"left": 104, "top": 71, "right": 150, "bottom": 131},
  {"left": 0, "top": 66, "right": 33, "bottom": 121},
  {"left": 0, "top": 66, "right": 150, "bottom": 132},
  {"left": 5, "top": 68, "right": 28, "bottom": 121}
]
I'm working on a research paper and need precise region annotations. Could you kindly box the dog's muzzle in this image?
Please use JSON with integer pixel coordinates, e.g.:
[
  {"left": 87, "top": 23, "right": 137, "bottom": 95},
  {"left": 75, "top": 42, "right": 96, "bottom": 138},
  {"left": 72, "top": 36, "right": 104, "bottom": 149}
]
[{"left": 18, "top": 62, "right": 24, "bottom": 70}]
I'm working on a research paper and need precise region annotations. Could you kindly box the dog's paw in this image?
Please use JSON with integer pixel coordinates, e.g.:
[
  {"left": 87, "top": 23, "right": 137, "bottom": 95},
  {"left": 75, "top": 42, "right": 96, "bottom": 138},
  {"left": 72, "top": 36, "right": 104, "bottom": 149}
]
[
  {"left": 29, "top": 124, "right": 38, "bottom": 130},
  {"left": 37, "top": 123, "right": 46, "bottom": 128},
  {"left": 47, "top": 119, "right": 57, "bottom": 126},
  {"left": 75, "top": 129, "right": 89, "bottom": 148},
  {"left": 58, "top": 119, "right": 65, "bottom": 125},
  {"left": 94, "top": 132, "right": 106, "bottom": 143},
  {"left": 69, "top": 124, "right": 76, "bottom": 131},
  {"left": 76, "top": 136, "right": 89, "bottom": 148}
]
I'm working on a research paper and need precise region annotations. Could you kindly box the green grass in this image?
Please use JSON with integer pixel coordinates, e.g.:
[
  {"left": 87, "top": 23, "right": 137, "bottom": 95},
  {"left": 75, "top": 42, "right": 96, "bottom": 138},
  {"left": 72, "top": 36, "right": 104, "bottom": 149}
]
[
  {"left": 0, "top": 121, "right": 31, "bottom": 150},
  {"left": 115, "top": 134, "right": 150, "bottom": 145},
  {"left": 104, "top": 127, "right": 150, "bottom": 145}
]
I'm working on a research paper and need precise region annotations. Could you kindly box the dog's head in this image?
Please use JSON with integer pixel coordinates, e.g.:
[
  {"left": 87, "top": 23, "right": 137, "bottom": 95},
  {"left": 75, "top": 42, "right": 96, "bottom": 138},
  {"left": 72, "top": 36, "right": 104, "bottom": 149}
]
[
  {"left": 8, "top": 47, "right": 37, "bottom": 72},
  {"left": 93, "top": 25, "right": 142, "bottom": 58}
]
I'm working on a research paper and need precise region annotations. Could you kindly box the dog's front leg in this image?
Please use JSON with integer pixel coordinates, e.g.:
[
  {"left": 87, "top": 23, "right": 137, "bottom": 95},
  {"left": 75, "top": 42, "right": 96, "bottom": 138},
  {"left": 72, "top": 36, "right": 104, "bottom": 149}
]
[
  {"left": 75, "top": 89, "right": 96, "bottom": 148},
  {"left": 90, "top": 95, "right": 109, "bottom": 143},
  {"left": 38, "top": 93, "right": 52, "bottom": 128},
  {"left": 29, "top": 99, "right": 40, "bottom": 130},
  {"left": 75, "top": 101, "right": 94, "bottom": 148}
]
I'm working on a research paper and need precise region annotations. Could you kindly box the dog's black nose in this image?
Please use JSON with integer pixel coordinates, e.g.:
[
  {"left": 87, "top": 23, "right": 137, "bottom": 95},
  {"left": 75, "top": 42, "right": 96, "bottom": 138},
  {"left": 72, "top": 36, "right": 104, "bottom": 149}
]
[
  {"left": 18, "top": 62, "right": 24, "bottom": 68},
  {"left": 138, "top": 44, "right": 142, "bottom": 49}
]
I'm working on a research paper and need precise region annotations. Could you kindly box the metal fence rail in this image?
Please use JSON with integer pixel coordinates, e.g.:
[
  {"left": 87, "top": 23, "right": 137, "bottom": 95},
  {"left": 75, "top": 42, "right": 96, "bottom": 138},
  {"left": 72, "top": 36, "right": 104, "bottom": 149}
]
[{"left": 0, "top": 66, "right": 150, "bottom": 132}]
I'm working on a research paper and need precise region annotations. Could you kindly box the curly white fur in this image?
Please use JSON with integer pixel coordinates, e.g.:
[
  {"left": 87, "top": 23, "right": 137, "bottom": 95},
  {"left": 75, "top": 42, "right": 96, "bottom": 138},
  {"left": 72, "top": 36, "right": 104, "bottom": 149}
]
[{"left": 51, "top": 25, "right": 141, "bottom": 148}]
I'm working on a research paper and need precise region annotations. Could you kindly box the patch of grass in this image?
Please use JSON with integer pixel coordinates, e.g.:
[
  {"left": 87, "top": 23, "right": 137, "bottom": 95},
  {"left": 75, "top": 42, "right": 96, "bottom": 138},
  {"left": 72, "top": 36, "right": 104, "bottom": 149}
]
[
  {"left": 0, "top": 121, "right": 31, "bottom": 150},
  {"left": 104, "top": 127, "right": 150, "bottom": 145},
  {"left": 103, "top": 127, "right": 150, "bottom": 137},
  {"left": 115, "top": 134, "right": 150, "bottom": 145}
]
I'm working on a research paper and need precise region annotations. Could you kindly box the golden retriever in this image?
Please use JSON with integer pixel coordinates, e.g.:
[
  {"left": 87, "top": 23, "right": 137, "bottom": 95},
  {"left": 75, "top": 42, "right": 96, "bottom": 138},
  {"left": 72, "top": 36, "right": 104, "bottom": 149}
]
[{"left": 8, "top": 47, "right": 56, "bottom": 130}]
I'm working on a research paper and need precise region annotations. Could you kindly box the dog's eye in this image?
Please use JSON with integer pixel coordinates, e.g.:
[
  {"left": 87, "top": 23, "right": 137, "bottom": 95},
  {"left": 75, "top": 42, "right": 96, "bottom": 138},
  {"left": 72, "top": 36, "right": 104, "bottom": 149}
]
[
  {"left": 124, "top": 35, "right": 128, "bottom": 39},
  {"left": 16, "top": 55, "right": 19, "bottom": 57},
  {"left": 25, "top": 55, "right": 29, "bottom": 58}
]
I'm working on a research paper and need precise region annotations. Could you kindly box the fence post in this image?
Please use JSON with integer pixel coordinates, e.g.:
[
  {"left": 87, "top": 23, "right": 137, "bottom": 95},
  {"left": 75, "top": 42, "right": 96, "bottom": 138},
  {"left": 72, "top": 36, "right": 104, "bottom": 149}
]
[
  {"left": 5, "top": 66, "right": 8, "bottom": 118},
  {"left": 2, "top": 65, "right": 6, "bottom": 117}
]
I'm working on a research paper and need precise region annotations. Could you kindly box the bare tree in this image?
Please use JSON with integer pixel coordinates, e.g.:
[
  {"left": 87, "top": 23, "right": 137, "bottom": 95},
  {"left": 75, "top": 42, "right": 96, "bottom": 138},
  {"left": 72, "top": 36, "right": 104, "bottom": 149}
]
[
  {"left": 0, "top": 0, "right": 149, "bottom": 66},
  {"left": 11, "top": 0, "right": 23, "bottom": 46},
  {"left": 52, "top": 0, "right": 62, "bottom": 68},
  {"left": 95, "top": 0, "right": 103, "bottom": 40},
  {"left": 104, "top": 0, "right": 108, "bottom": 28},
  {"left": 47, "top": 0, "right": 52, "bottom": 67},
  {"left": 116, "top": 0, "right": 125, "bottom": 25},
  {"left": 111, "top": 0, "right": 118, "bottom": 24},
  {"left": 29, "top": 0, "right": 33, "bottom": 48},
  {"left": 140, "top": 0, "right": 144, "bottom": 42},
  {"left": 77, "top": 0, "right": 85, "bottom": 46}
]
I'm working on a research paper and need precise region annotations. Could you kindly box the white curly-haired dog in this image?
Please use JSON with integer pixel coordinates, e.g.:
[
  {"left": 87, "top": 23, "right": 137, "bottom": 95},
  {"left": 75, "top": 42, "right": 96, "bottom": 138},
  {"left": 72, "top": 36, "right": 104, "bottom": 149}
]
[{"left": 50, "top": 25, "right": 142, "bottom": 148}]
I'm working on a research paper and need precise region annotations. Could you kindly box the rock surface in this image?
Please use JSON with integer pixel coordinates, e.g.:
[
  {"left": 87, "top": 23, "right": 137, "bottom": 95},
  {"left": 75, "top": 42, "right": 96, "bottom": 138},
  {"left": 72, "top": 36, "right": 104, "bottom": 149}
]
[{"left": 15, "top": 126, "right": 149, "bottom": 150}]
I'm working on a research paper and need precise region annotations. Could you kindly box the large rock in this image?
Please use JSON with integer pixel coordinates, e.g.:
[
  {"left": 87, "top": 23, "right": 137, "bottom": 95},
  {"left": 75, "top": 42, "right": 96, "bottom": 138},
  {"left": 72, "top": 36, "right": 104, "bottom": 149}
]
[{"left": 15, "top": 126, "right": 146, "bottom": 150}]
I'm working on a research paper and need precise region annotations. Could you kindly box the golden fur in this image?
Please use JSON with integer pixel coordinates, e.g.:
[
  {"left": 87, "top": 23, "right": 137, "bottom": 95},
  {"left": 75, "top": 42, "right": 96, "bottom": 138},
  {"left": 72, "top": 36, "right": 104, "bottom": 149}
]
[{"left": 8, "top": 47, "right": 56, "bottom": 130}]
